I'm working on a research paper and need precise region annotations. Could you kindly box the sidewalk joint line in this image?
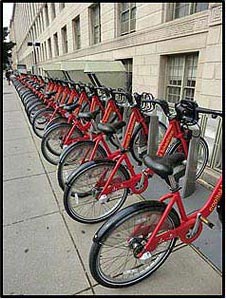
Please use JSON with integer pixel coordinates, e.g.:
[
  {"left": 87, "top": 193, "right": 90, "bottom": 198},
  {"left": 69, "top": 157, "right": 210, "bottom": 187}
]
[
  {"left": 61, "top": 213, "right": 95, "bottom": 294},
  {"left": 189, "top": 243, "right": 222, "bottom": 275},
  {"left": 3, "top": 210, "right": 60, "bottom": 228},
  {"left": 3, "top": 172, "right": 46, "bottom": 182}
]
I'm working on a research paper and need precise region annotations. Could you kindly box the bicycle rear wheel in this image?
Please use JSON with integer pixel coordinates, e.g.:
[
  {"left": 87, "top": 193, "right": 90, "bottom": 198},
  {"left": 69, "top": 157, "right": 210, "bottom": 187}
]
[
  {"left": 63, "top": 160, "right": 130, "bottom": 223},
  {"left": 57, "top": 140, "right": 107, "bottom": 191},
  {"left": 41, "top": 123, "right": 82, "bottom": 165},
  {"left": 89, "top": 201, "right": 180, "bottom": 288},
  {"left": 32, "top": 108, "right": 54, "bottom": 138}
]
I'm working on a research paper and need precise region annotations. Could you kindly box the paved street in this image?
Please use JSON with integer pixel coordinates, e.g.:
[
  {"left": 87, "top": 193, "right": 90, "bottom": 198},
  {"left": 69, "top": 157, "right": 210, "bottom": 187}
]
[{"left": 3, "top": 78, "right": 223, "bottom": 296}]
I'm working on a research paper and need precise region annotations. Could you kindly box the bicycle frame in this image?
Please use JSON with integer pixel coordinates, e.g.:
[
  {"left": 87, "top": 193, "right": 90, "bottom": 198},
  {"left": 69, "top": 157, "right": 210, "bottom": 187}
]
[
  {"left": 122, "top": 107, "right": 149, "bottom": 149},
  {"left": 97, "top": 117, "right": 192, "bottom": 197},
  {"left": 135, "top": 176, "right": 222, "bottom": 256},
  {"left": 47, "top": 87, "right": 80, "bottom": 124},
  {"left": 61, "top": 94, "right": 106, "bottom": 146},
  {"left": 62, "top": 97, "right": 123, "bottom": 147}
]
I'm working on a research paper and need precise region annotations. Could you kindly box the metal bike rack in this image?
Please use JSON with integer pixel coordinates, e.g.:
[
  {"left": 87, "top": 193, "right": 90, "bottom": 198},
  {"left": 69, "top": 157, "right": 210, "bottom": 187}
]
[
  {"left": 147, "top": 115, "right": 159, "bottom": 156},
  {"left": 182, "top": 131, "right": 201, "bottom": 198}
]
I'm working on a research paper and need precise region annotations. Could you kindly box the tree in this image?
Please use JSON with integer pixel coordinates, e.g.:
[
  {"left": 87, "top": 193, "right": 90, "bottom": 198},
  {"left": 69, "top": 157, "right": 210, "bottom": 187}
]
[{"left": 3, "top": 27, "right": 16, "bottom": 70}]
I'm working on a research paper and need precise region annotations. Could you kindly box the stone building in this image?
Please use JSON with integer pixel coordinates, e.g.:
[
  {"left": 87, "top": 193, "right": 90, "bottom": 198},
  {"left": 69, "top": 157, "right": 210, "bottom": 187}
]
[{"left": 9, "top": 2, "right": 223, "bottom": 185}]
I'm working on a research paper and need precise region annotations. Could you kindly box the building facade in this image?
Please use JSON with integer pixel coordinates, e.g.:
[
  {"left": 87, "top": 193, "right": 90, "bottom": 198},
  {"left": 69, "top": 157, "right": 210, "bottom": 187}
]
[{"left": 9, "top": 2, "right": 223, "bottom": 185}]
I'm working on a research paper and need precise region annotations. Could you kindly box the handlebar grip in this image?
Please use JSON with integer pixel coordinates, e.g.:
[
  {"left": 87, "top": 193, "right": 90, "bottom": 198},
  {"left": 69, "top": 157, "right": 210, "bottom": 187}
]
[
  {"left": 141, "top": 98, "right": 170, "bottom": 117},
  {"left": 112, "top": 90, "right": 133, "bottom": 105}
]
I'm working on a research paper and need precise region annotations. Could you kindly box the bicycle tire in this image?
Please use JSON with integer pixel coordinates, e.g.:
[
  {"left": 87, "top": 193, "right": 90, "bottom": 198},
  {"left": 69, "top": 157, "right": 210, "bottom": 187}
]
[
  {"left": 41, "top": 123, "right": 83, "bottom": 165},
  {"left": 25, "top": 98, "right": 43, "bottom": 113},
  {"left": 63, "top": 160, "right": 130, "bottom": 223},
  {"left": 89, "top": 200, "right": 180, "bottom": 288},
  {"left": 44, "top": 116, "right": 68, "bottom": 132},
  {"left": 130, "top": 121, "right": 167, "bottom": 164},
  {"left": 57, "top": 140, "right": 107, "bottom": 191},
  {"left": 28, "top": 102, "right": 46, "bottom": 124},
  {"left": 166, "top": 136, "right": 209, "bottom": 179},
  {"left": 32, "top": 107, "right": 54, "bottom": 138}
]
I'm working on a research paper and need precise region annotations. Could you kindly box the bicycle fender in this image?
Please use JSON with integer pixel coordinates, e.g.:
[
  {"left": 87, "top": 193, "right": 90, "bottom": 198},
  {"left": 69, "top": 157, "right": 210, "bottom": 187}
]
[
  {"left": 66, "top": 159, "right": 130, "bottom": 188},
  {"left": 65, "top": 160, "right": 107, "bottom": 187},
  {"left": 93, "top": 200, "right": 168, "bottom": 244},
  {"left": 43, "top": 122, "right": 72, "bottom": 137},
  {"left": 59, "top": 140, "right": 88, "bottom": 163}
]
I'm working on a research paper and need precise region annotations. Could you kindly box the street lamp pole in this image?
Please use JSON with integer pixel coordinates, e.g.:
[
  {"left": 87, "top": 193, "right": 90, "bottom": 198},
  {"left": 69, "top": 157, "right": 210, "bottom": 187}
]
[{"left": 27, "top": 41, "right": 40, "bottom": 74}]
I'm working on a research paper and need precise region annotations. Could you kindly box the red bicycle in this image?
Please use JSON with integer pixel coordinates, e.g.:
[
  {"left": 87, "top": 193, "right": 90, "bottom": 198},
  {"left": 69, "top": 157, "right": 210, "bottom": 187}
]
[
  {"left": 56, "top": 89, "right": 164, "bottom": 190},
  {"left": 40, "top": 85, "right": 118, "bottom": 165},
  {"left": 89, "top": 107, "right": 222, "bottom": 287},
  {"left": 63, "top": 96, "right": 209, "bottom": 223},
  {"left": 31, "top": 80, "right": 85, "bottom": 138}
]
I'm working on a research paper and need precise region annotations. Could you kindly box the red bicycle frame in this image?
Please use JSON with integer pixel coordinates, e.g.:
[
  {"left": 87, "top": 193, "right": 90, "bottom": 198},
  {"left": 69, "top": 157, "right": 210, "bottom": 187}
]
[
  {"left": 135, "top": 176, "right": 222, "bottom": 256},
  {"left": 61, "top": 93, "right": 106, "bottom": 146},
  {"left": 72, "top": 104, "right": 150, "bottom": 177},
  {"left": 97, "top": 116, "right": 192, "bottom": 197}
]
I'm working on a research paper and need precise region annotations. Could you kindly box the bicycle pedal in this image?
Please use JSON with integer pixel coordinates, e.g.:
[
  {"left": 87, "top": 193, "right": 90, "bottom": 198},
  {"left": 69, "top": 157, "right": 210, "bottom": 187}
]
[{"left": 199, "top": 216, "right": 215, "bottom": 229}]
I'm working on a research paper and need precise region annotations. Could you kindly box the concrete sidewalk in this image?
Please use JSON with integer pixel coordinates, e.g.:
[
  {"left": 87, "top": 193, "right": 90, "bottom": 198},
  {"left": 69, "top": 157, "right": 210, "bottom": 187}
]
[{"left": 3, "top": 78, "right": 223, "bottom": 296}]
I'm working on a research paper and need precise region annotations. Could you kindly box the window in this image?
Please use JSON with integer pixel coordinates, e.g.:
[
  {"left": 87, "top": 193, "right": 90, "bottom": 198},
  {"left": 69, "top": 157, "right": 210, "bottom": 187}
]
[
  {"left": 59, "top": 3, "right": 65, "bottom": 11},
  {"left": 41, "top": 43, "right": 44, "bottom": 61},
  {"left": 72, "top": 16, "right": 81, "bottom": 49},
  {"left": 40, "top": 10, "right": 44, "bottom": 31},
  {"left": 33, "top": 23, "right": 37, "bottom": 40},
  {"left": 44, "top": 41, "right": 47, "bottom": 60},
  {"left": 119, "top": 3, "right": 136, "bottom": 35},
  {"left": 37, "top": 16, "right": 41, "bottom": 35},
  {"left": 47, "top": 38, "right": 52, "bottom": 59},
  {"left": 90, "top": 4, "right": 101, "bottom": 45},
  {"left": 61, "top": 25, "right": 68, "bottom": 53},
  {"left": 165, "top": 53, "right": 198, "bottom": 103},
  {"left": 53, "top": 32, "right": 59, "bottom": 56},
  {"left": 44, "top": 4, "right": 49, "bottom": 27},
  {"left": 173, "top": 3, "right": 209, "bottom": 19},
  {"left": 50, "top": 3, "right": 56, "bottom": 20}
]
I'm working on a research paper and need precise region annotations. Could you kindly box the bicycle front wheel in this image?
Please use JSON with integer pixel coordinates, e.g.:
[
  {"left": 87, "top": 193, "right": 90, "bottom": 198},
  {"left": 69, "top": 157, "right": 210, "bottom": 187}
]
[
  {"left": 41, "top": 123, "right": 82, "bottom": 165},
  {"left": 64, "top": 160, "right": 130, "bottom": 223},
  {"left": 32, "top": 108, "right": 54, "bottom": 138},
  {"left": 57, "top": 140, "right": 107, "bottom": 191},
  {"left": 89, "top": 201, "right": 180, "bottom": 288}
]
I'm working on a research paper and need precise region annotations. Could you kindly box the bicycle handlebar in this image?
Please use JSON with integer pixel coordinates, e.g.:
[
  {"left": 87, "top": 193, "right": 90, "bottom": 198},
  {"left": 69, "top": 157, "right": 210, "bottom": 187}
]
[
  {"left": 196, "top": 107, "right": 222, "bottom": 118},
  {"left": 140, "top": 95, "right": 170, "bottom": 117}
]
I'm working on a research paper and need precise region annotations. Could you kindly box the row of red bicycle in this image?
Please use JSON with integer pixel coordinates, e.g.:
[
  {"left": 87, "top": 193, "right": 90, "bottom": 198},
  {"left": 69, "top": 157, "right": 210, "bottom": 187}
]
[{"left": 12, "top": 73, "right": 222, "bottom": 288}]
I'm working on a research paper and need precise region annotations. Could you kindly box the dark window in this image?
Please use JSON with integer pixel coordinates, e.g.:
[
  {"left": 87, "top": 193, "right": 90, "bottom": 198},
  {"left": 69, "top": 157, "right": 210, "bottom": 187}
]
[
  {"left": 61, "top": 25, "right": 68, "bottom": 53},
  {"left": 173, "top": 2, "right": 209, "bottom": 19},
  {"left": 121, "top": 58, "right": 133, "bottom": 92},
  {"left": 90, "top": 4, "right": 101, "bottom": 45},
  {"left": 50, "top": 3, "right": 56, "bottom": 20},
  {"left": 53, "top": 32, "right": 59, "bottom": 56},
  {"left": 72, "top": 16, "right": 81, "bottom": 49},
  {"left": 165, "top": 53, "right": 198, "bottom": 103},
  {"left": 47, "top": 38, "right": 52, "bottom": 59},
  {"left": 119, "top": 3, "right": 136, "bottom": 35},
  {"left": 44, "top": 4, "right": 49, "bottom": 27}
]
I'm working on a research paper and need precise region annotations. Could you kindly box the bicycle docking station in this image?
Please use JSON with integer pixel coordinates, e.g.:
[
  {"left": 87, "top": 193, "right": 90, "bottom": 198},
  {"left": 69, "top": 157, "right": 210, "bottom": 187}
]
[
  {"left": 181, "top": 128, "right": 200, "bottom": 198},
  {"left": 147, "top": 115, "right": 159, "bottom": 157},
  {"left": 145, "top": 112, "right": 200, "bottom": 198}
]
